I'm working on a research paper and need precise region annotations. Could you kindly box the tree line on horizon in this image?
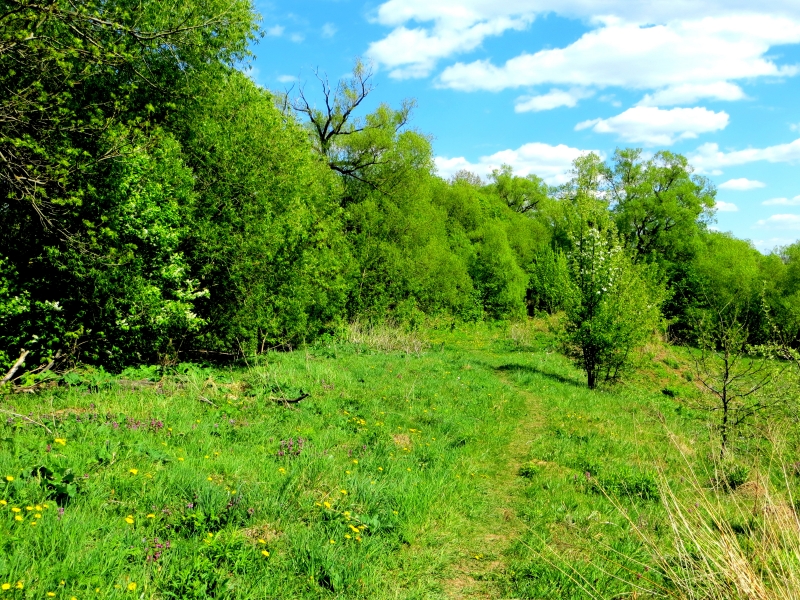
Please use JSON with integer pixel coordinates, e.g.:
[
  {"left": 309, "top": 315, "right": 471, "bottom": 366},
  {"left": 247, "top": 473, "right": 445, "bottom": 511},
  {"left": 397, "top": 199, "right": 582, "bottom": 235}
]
[{"left": 2, "top": 0, "right": 799, "bottom": 386}]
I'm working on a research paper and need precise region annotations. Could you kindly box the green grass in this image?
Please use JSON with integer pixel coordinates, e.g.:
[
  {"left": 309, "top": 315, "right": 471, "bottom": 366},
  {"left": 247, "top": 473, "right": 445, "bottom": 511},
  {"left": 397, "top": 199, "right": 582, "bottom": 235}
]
[{"left": 0, "top": 321, "right": 796, "bottom": 598}]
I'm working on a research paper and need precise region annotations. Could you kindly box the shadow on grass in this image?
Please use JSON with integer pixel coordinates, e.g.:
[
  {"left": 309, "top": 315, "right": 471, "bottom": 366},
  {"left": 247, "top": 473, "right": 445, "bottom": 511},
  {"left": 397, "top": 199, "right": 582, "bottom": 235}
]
[{"left": 493, "top": 363, "right": 586, "bottom": 389}]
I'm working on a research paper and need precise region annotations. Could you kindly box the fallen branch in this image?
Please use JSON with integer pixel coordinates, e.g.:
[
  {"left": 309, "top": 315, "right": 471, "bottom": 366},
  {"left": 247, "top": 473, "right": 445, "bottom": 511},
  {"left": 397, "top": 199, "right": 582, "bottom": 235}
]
[
  {"left": 0, "top": 408, "right": 53, "bottom": 434},
  {"left": 1, "top": 350, "right": 29, "bottom": 385},
  {"left": 271, "top": 391, "right": 310, "bottom": 405},
  {"left": 198, "top": 395, "right": 219, "bottom": 408}
]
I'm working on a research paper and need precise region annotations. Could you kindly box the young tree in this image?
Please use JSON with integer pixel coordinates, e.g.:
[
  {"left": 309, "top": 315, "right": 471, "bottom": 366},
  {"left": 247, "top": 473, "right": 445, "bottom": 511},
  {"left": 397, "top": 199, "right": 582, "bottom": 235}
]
[
  {"left": 563, "top": 226, "right": 665, "bottom": 389},
  {"left": 691, "top": 301, "right": 778, "bottom": 456}
]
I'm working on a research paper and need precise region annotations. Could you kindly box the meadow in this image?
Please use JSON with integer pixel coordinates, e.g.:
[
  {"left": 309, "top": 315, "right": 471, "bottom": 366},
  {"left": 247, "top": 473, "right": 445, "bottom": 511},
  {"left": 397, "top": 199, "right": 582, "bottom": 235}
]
[{"left": 0, "top": 321, "right": 796, "bottom": 599}]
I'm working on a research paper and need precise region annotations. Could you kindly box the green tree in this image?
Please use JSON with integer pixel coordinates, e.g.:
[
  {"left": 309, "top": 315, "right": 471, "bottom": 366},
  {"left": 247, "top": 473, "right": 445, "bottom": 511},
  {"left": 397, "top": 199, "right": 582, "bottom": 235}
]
[{"left": 564, "top": 226, "right": 665, "bottom": 388}]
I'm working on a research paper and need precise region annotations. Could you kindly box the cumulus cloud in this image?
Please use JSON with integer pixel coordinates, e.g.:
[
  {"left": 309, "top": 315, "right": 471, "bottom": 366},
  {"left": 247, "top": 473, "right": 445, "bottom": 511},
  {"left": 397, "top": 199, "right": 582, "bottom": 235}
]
[
  {"left": 367, "top": 17, "right": 530, "bottom": 79},
  {"left": 434, "top": 142, "right": 597, "bottom": 185},
  {"left": 515, "top": 88, "right": 593, "bottom": 112},
  {"left": 763, "top": 196, "right": 800, "bottom": 206},
  {"left": 715, "top": 201, "right": 739, "bottom": 212},
  {"left": 689, "top": 138, "right": 800, "bottom": 171},
  {"left": 436, "top": 16, "right": 800, "bottom": 92},
  {"left": 638, "top": 82, "right": 747, "bottom": 106},
  {"left": 575, "top": 106, "right": 729, "bottom": 145},
  {"left": 322, "top": 23, "right": 337, "bottom": 38},
  {"left": 755, "top": 214, "right": 800, "bottom": 230},
  {"left": 718, "top": 178, "right": 766, "bottom": 190},
  {"left": 265, "top": 25, "right": 285, "bottom": 37}
]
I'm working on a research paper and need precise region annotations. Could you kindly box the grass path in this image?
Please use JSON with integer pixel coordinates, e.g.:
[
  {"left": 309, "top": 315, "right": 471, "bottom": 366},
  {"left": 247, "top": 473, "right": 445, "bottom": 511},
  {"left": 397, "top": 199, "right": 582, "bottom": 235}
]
[{"left": 443, "top": 357, "right": 546, "bottom": 599}]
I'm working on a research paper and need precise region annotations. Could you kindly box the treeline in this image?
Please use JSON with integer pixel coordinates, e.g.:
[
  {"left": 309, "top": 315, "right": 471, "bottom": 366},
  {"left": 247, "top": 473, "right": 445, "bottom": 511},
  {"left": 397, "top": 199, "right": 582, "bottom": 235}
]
[{"left": 1, "top": 0, "right": 798, "bottom": 374}]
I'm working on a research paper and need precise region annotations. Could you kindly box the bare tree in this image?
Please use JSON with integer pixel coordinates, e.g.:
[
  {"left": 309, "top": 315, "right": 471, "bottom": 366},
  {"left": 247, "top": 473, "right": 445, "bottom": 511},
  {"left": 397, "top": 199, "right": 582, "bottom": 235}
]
[
  {"left": 290, "top": 59, "right": 416, "bottom": 194},
  {"left": 691, "top": 300, "right": 780, "bottom": 457}
]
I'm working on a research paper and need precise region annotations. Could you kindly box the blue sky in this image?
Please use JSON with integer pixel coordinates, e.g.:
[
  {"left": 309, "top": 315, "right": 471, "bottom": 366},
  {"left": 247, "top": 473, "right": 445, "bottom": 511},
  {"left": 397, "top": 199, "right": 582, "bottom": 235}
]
[{"left": 248, "top": 0, "right": 800, "bottom": 253}]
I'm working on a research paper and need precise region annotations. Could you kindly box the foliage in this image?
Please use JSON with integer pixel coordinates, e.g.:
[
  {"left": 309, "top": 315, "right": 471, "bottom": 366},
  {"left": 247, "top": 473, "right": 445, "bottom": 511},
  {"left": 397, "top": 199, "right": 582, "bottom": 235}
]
[{"left": 563, "top": 225, "right": 665, "bottom": 388}]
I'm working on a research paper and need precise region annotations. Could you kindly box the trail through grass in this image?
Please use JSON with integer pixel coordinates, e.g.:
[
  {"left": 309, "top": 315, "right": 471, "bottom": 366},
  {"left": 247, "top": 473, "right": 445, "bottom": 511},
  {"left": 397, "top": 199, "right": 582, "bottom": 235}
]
[{"left": 1, "top": 322, "right": 793, "bottom": 599}]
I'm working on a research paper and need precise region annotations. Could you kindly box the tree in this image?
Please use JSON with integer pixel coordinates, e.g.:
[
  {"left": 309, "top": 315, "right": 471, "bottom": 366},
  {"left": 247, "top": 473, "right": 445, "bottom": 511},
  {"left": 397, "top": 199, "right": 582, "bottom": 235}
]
[
  {"left": 563, "top": 225, "right": 665, "bottom": 388},
  {"left": 691, "top": 300, "right": 778, "bottom": 457},
  {"left": 290, "top": 60, "right": 419, "bottom": 201},
  {"left": 489, "top": 164, "right": 550, "bottom": 214},
  {"left": 608, "top": 149, "right": 715, "bottom": 265}
]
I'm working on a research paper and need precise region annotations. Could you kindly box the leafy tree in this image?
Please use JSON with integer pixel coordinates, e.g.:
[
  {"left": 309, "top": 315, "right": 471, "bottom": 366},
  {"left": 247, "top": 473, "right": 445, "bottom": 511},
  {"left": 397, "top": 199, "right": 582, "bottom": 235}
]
[
  {"left": 607, "top": 149, "right": 715, "bottom": 265},
  {"left": 174, "top": 70, "right": 350, "bottom": 354},
  {"left": 563, "top": 225, "right": 665, "bottom": 389},
  {"left": 489, "top": 164, "right": 550, "bottom": 214}
]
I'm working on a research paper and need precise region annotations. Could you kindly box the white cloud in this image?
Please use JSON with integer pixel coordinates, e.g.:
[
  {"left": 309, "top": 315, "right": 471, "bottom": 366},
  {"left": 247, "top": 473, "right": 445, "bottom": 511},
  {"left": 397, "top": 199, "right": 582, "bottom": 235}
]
[
  {"left": 435, "top": 142, "right": 597, "bottom": 185},
  {"left": 718, "top": 177, "right": 766, "bottom": 190},
  {"left": 715, "top": 201, "right": 739, "bottom": 212},
  {"left": 322, "top": 23, "right": 337, "bottom": 38},
  {"left": 791, "top": 122, "right": 800, "bottom": 132},
  {"left": 638, "top": 82, "right": 746, "bottom": 106},
  {"left": 753, "top": 237, "right": 798, "bottom": 252},
  {"left": 515, "top": 88, "right": 593, "bottom": 112},
  {"left": 290, "top": 33, "right": 305, "bottom": 43},
  {"left": 266, "top": 25, "right": 285, "bottom": 37},
  {"left": 689, "top": 138, "right": 800, "bottom": 171},
  {"left": 755, "top": 214, "right": 800, "bottom": 230},
  {"left": 367, "top": 17, "right": 530, "bottom": 79},
  {"left": 277, "top": 75, "right": 298, "bottom": 83},
  {"left": 575, "top": 106, "right": 729, "bottom": 146},
  {"left": 437, "top": 16, "right": 800, "bottom": 92},
  {"left": 763, "top": 195, "right": 800, "bottom": 206}
]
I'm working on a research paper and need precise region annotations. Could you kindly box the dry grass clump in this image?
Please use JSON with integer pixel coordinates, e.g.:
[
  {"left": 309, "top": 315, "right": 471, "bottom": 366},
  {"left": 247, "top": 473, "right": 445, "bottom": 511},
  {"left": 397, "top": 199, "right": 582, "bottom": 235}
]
[
  {"left": 623, "top": 437, "right": 800, "bottom": 600},
  {"left": 346, "top": 321, "right": 429, "bottom": 355}
]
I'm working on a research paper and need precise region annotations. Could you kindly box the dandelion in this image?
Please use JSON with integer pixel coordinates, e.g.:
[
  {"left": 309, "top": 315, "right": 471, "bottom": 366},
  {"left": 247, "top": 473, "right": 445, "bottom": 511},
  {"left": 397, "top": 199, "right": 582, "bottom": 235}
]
[
  {"left": 14, "top": 582, "right": 22, "bottom": 589},
  {"left": 355, "top": 536, "right": 362, "bottom": 542},
  {"left": 1, "top": 583, "right": 9, "bottom": 591},
  {"left": 127, "top": 582, "right": 137, "bottom": 591},
  {"left": 207, "top": 477, "right": 213, "bottom": 481},
  {"left": 34, "top": 512, "right": 41, "bottom": 517},
  {"left": 258, "top": 538, "right": 266, "bottom": 545},
  {"left": 340, "top": 489, "right": 347, "bottom": 495},
  {"left": 129, "top": 469, "right": 138, "bottom": 475},
  {"left": 35, "top": 505, "right": 42, "bottom": 511},
  {"left": 278, "top": 467, "right": 286, "bottom": 474},
  {"left": 146, "top": 513, "right": 155, "bottom": 519},
  {"left": 14, "top": 515, "right": 22, "bottom": 521},
  {"left": 25, "top": 506, "right": 32, "bottom": 511},
  {"left": 352, "top": 460, "right": 358, "bottom": 464},
  {"left": 125, "top": 515, "right": 134, "bottom": 524},
  {"left": 323, "top": 501, "right": 331, "bottom": 509},
  {"left": 261, "top": 550, "right": 270, "bottom": 557},
  {"left": 177, "top": 457, "right": 184, "bottom": 461},
  {"left": 345, "top": 534, "right": 351, "bottom": 539},
  {"left": 0, "top": 500, "right": 5, "bottom": 506},
  {"left": 378, "top": 467, "right": 383, "bottom": 471},
  {"left": 4, "top": 476, "right": 13, "bottom": 482},
  {"left": 47, "top": 593, "right": 56, "bottom": 597},
  {"left": 54, "top": 438, "right": 66, "bottom": 446},
  {"left": 329, "top": 539, "right": 335, "bottom": 544},
  {"left": 349, "top": 524, "right": 359, "bottom": 533}
]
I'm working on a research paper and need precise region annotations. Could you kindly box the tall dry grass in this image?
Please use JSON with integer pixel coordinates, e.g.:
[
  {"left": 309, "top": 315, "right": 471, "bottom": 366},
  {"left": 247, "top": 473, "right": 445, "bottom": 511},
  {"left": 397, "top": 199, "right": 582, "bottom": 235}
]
[{"left": 345, "top": 321, "right": 429, "bottom": 355}]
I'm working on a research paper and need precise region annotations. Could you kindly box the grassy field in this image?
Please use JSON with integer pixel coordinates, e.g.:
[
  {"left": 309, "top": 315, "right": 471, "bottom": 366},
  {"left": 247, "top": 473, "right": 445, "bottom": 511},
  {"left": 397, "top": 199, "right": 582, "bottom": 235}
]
[{"left": 0, "top": 321, "right": 796, "bottom": 599}]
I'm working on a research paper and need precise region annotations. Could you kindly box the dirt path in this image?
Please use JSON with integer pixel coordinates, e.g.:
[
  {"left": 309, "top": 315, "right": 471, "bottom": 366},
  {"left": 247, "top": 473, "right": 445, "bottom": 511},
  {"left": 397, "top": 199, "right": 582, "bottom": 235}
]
[{"left": 442, "top": 370, "right": 545, "bottom": 599}]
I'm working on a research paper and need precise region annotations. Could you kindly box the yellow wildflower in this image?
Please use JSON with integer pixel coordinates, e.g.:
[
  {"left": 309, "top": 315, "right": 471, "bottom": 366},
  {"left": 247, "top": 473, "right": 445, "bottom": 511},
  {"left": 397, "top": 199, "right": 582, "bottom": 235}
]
[
  {"left": 127, "top": 582, "right": 137, "bottom": 591},
  {"left": 25, "top": 506, "right": 33, "bottom": 511},
  {"left": 35, "top": 513, "right": 41, "bottom": 518},
  {"left": 4, "top": 476, "right": 13, "bottom": 482},
  {"left": 0, "top": 500, "right": 6, "bottom": 506},
  {"left": 125, "top": 515, "right": 134, "bottom": 524},
  {"left": 47, "top": 593, "right": 56, "bottom": 597},
  {"left": 378, "top": 467, "right": 383, "bottom": 471},
  {"left": 14, "top": 582, "right": 22, "bottom": 589},
  {"left": 35, "top": 505, "right": 42, "bottom": 511},
  {"left": 129, "top": 469, "right": 138, "bottom": 475},
  {"left": 1, "top": 583, "right": 10, "bottom": 591},
  {"left": 177, "top": 457, "right": 184, "bottom": 461},
  {"left": 349, "top": 524, "right": 359, "bottom": 533},
  {"left": 261, "top": 550, "right": 270, "bottom": 557},
  {"left": 278, "top": 467, "right": 286, "bottom": 474},
  {"left": 340, "top": 489, "right": 347, "bottom": 495},
  {"left": 146, "top": 514, "right": 155, "bottom": 519},
  {"left": 14, "top": 515, "right": 22, "bottom": 522},
  {"left": 345, "top": 534, "right": 351, "bottom": 539},
  {"left": 323, "top": 501, "right": 331, "bottom": 509},
  {"left": 258, "top": 538, "right": 266, "bottom": 544},
  {"left": 54, "top": 438, "right": 66, "bottom": 446},
  {"left": 329, "top": 539, "right": 335, "bottom": 544},
  {"left": 352, "top": 460, "right": 358, "bottom": 464},
  {"left": 30, "top": 521, "right": 37, "bottom": 526}
]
